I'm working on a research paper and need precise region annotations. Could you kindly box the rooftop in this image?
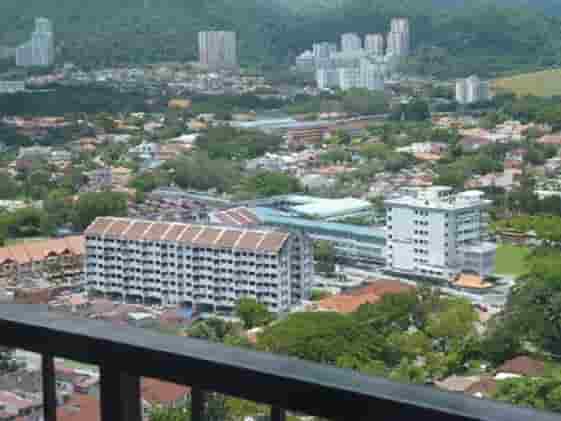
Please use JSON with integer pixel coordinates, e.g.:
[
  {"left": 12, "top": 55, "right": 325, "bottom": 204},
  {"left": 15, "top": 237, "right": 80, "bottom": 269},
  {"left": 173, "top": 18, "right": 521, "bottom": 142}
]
[
  {"left": 0, "top": 236, "right": 84, "bottom": 265},
  {"left": 385, "top": 187, "right": 490, "bottom": 210},
  {"left": 290, "top": 197, "right": 372, "bottom": 219},
  {"left": 496, "top": 356, "right": 546, "bottom": 377},
  {"left": 85, "top": 217, "right": 289, "bottom": 253},
  {"left": 253, "top": 207, "right": 385, "bottom": 241}
]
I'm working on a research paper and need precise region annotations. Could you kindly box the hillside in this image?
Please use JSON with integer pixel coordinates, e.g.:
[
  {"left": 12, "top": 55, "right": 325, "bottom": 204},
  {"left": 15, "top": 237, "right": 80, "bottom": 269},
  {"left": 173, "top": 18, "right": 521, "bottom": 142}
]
[
  {"left": 0, "top": 0, "right": 560, "bottom": 76},
  {"left": 493, "top": 68, "right": 561, "bottom": 97}
]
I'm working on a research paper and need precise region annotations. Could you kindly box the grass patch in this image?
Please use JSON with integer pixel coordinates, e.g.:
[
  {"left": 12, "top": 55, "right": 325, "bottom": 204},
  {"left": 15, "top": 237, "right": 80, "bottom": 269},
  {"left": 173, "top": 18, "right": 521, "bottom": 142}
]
[
  {"left": 495, "top": 244, "right": 531, "bottom": 276},
  {"left": 493, "top": 68, "right": 561, "bottom": 97}
]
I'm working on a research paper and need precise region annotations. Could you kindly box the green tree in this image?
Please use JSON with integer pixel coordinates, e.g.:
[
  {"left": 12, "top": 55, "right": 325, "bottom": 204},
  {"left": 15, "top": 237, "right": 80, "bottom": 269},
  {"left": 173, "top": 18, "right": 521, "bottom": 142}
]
[
  {"left": 239, "top": 171, "right": 302, "bottom": 198},
  {"left": 73, "top": 191, "right": 128, "bottom": 230},
  {"left": 236, "top": 298, "right": 272, "bottom": 330},
  {"left": 0, "top": 176, "right": 19, "bottom": 200},
  {"left": 313, "top": 240, "right": 336, "bottom": 274},
  {"left": 170, "top": 153, "right": 241, "bottom": 193}
]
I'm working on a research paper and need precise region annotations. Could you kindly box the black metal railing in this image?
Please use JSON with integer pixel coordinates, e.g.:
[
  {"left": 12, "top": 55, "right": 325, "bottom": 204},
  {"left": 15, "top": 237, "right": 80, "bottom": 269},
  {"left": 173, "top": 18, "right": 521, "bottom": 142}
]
[{"left": 0, "top": 304, "right": 558, "bottom": 421}]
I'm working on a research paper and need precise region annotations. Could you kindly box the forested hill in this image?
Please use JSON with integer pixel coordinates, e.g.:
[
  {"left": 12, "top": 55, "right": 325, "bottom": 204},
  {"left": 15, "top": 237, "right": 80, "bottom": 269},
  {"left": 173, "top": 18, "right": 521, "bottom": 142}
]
[{"left": 0, "top": 0, "right": 560, "bottom": 77}]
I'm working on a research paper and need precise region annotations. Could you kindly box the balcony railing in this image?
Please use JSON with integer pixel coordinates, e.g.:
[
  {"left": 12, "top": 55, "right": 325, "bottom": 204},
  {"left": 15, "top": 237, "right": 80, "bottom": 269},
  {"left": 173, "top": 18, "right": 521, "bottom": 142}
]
[{"left": 0, "top": 303, "right": 559, "bottom": 421}]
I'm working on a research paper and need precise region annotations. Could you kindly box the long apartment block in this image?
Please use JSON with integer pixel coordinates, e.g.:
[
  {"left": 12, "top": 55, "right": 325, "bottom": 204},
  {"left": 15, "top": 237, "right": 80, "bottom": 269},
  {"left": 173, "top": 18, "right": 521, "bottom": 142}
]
[{"left": 85, "top": 217, "right": 313, "bottom": 312}]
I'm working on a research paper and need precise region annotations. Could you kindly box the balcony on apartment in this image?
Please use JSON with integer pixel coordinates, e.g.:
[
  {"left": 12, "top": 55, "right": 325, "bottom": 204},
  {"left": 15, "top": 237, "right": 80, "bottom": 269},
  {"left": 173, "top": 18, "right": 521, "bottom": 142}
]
[{"left": 0, "top": 304, "right": 559, "bottom": 421}]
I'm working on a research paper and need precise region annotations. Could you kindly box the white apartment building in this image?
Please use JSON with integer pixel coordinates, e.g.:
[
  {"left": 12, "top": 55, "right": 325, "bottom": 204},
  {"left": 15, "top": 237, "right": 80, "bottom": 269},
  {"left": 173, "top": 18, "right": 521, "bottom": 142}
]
[
  {"left": 313, "top": 42, "right": 337, "bottom": 70},
  {"left": 360, "top": 57, "right": 386, "bottom": 91},
  {"left": 16, "top": 17, "right": 54, "bottom": 67},
  {"left": 313, "top": 42, "right": 337, "bottom": 59},
  {"left": 316, "top": 68, "right": 338, "bottom": 90},
  {"left": 364, "top": 33, "right": 385, "bottom": 56},
  {"left": 386, "top": 18, "right": 410, "bottom": 57},
  {"left": 85, "top": 217, "right": 313, "bottom": 313},
  {"left": 0, "top": 81, "right": 25, "bottom": 94},
  {"left": 385, "top": 187, "right": 496, "bottom": 280},
  {"left": 456, "top": 75, "right": 491, "bottom": 104},
  {"left": 198, "top": 31, "right": 238, "bottom": 71},
  {"left": 295, "top": 50, "right": 315, "bottom": 73},
  {"left": 337, "top": 67, "right": 361, "bottom": 90},
  {"left": 341, "top": 33, "right": 362, "bottom": 52}
]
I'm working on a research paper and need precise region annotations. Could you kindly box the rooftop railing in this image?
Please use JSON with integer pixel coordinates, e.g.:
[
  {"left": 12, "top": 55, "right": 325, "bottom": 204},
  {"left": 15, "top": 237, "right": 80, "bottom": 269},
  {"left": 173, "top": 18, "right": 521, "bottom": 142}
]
[{"left": 0, "top": 304, "right": 559, "bottom": 421}]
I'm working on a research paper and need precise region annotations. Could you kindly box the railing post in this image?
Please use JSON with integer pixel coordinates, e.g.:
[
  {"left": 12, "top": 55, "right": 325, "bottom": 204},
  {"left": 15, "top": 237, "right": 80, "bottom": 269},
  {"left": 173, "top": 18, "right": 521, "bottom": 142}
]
[
  {"left": 42, "top": 353, "right": 57, "bottom": 421},
  {"left": 100, "top": 364, "right": 142, "bottom": 421},
  {"left": 191, "top": 386, "right": 205, "bottom": 421},
  {"left": 271, "top": 406, "right": 286, "bottom": 421}
]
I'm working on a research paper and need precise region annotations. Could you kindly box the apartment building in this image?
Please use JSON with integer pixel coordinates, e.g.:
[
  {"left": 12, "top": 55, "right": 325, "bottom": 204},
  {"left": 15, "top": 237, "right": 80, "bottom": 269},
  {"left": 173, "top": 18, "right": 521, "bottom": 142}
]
[
  {"left": 364, "top": 33, "right": 385, "bottom": 56},
  {"left": 386, "top": 18, "right": 410, "bottom": 57},
  {"left": 198, "top": 31, "right": 237, "bottom": 71},
  {"left": 85, "top": 217, "right": 313, "bottom": 312},
  {"left": 385, "top": 187, "right": 496, "bottom": 280},
  {"left": 455, "top": 75, "right": 491, "bottom": 105},
  {"left": 341, "top": 33, "right": 362, "bottom": 52},
  {"left": 0, "top": 236, "right": 85, "bottom": 288},
  {"left": 16, "top": 17, "right": 54, "bottom": 67},
  {"left": 0, "top": 81, "right": 25, "bottom": 94}
]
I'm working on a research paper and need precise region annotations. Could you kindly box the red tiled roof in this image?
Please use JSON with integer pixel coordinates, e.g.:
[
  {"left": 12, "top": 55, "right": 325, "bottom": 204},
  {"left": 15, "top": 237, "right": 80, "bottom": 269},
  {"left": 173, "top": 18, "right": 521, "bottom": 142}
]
[
  {"left": 0, "top": 236, "right": 85, "bottom": 267},
  {"left": 496, "top": 356, "right": 545, "bottom": 377},
  {"left": 57, "top": 394, "right": 99, "bottom": 421},
  {"left": 141, "top": 378, "right": 190, "bottom": 405},
  {"left": 318, "top": 280, "right": 414, "bottom": 314},
  {"left": 213, "top": 207, "right": 261, "bottom": 227},
  {"left": 85, "top": 218, "right": 288, "bottom": 252}
]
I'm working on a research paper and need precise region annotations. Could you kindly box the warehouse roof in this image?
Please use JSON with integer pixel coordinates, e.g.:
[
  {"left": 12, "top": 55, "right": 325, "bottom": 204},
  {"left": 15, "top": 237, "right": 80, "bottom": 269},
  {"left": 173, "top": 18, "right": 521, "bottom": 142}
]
[
  {"left": 289, "top": 197, "right": 372, "bottom": 219},
  {"left": 254, "top": 207, "right": 385, "bottom": 242}
]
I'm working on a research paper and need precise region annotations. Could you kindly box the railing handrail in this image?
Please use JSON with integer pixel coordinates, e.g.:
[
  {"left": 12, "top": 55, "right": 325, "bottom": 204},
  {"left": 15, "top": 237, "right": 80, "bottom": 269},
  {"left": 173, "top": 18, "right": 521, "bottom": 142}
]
[{"left": 0, "top": 304, "right": 558, "bottom": 421}]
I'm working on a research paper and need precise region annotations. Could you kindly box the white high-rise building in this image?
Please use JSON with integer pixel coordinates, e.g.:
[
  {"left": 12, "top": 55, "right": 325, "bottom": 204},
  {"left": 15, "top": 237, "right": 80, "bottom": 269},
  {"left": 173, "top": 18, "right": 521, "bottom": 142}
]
[
  {"left": 312, "top": 42, "right": 337, "bottom": 69},
  {"left": 316, "top": 68, "right": 338, "bottom": 89},
  {"left": 313, "top": 42, "right": 337, "bottom": 59},
  {"left": 85, "top": 217, "right": 313, "bottom": 312},
  {"left": 455, "top": 75, "right": 490, "bottom": 104},
  {"left": 387, "top": 18, "right": 410, "bottom": 57},
  {"left": 455, "top": 79, "right": 468, "bottom": 104},
  {"left": 34, "top": 17, "right": 53, "bottom": 34},
  {"left": 337, "top": 67, "right": 361, "bottom": 90},
  {"left": 198, "top": 31, "right": 238, "bottom": 71},
  {"left": 341, "top": 33, "right": 362, "bottom": 52},
  {"left": 295, "top": 50, "right": 315, "bottom": 73},
  {"left": 364, "top": 34, "right": 385, "bottom": 56},
  {"left": 385, "top": 187, "right": 496, "bottom": 280},
  {"left": 16, "top": 41, "right": 33, "bottom": 67},
  {"left": 360, "top": 57, "right": 385, "bottom": 91},
  {"left": 16, "top": 17, "right": 54, "bottom": 67},
  {"left": 31, "top": 30, "right": 55, "bottom": 66}
]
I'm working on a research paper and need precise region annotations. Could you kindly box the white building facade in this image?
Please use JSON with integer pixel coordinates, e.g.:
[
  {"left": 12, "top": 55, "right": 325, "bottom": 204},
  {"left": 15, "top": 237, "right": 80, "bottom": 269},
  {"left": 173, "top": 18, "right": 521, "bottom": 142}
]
[
  {"left": 198, "top": 31, "right": 238, "bottom": 71},
  {"left": 16, "top": 17, "right": 54, "bottom": 67},
  {"left": 337, "top": 67, "right": 361, "bottom": 90},
  {"left": 85, "top": 217, "right": 313, "bottom": 312},
  {"left": 0, "top": 81, "right": 25, "bottom": 94},
  {"left": 385, "top": 187, "right": 496, "bottom": 280},
  {"left": 386, "top": 18, "right": 410, "bottom": 57},
  {"left": 364, "top": 33, "right": 385, "bottom": 56},
  {"left": 316, "top": 68, "right": 339, "bottom": 89},
  {"left": 341, "top": 33, "right": 362, "bottom": 52},
  {"left": 456, "top": 75, "right": 491, "bottom": 104}
]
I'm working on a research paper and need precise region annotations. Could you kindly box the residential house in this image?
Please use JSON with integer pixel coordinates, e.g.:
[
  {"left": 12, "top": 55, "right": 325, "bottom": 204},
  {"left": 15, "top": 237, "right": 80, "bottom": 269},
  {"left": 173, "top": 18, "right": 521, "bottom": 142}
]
[
  {"left": 0, "top": 236, "right": 85, "bottom": 288},
  {"left": 313, "top": 280, "right": 414, "bottom": 314},
  {"left": 460, "top": 136, "right": 492, "bottom": 153},
  {"left": 495, "top": 356, "right": 545, "bottom": 379}
]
